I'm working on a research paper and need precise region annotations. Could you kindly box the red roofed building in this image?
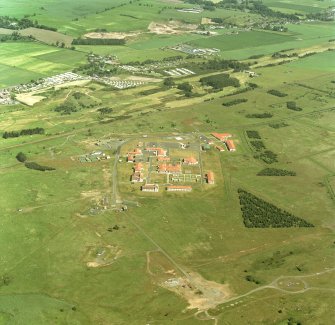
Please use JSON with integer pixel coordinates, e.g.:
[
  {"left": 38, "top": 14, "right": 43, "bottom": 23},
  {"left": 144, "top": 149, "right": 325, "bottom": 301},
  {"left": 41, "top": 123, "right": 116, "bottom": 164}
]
[
  {"left": 127, "top": 148, "right": 143, "bottom": 162},
  {"left": 211, "top": 133, "right": 232, "bottom": 141},
  {"left": 145, "top": 147, "right": 167, "bottom": 157},
  {"left": 166, "top": 185, "right": 192, "bottom": 192},
  {"left": 134, "top": 163, "right": 143, "bottom": 172},
  {"left": 183, "top": 157, "right": 198, "bottom": 165},
  {"left": 206, "top": 171, "right": 215, "bottom": 184},
  {"left": 225, "top": 139, "right": 236, "bottom": 152},
  {"left": 216, "top": 145, "right": 225, "bottom": 152},
  {"left": 127, "top": 154, "right": 135, "bottom": 163},
  {"left": 158, "top": 163, "right": 182, "bottom": 174}
]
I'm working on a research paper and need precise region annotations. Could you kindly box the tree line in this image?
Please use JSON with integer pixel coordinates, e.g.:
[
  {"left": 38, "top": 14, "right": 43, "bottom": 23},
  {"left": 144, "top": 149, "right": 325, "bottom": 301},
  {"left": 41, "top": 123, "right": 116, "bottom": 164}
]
[
  {"left": 257, "top": 168, "right": 296, "bottom": 176},
  {"left": 0, "top": 16, "right": 57, "bottom": 31},
  {"left": 3, "top": 127, "right": 45, "bottom": 139}
]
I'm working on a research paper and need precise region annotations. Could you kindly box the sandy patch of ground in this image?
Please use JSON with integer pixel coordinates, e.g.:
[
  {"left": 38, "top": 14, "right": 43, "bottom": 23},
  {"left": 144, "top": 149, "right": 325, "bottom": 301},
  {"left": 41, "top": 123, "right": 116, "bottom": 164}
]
[
  {"left": 148, "top": 21, "right": 198, "bottom": 35},
  {"left": 81, "top": 189, "right": 102, "bottom": 199},
  {"left": 147, "top": 250, "right": 233, "bottom": 311},
  {"left": 84, "top": 32, "right": 139, "bottom": 39},
  {"left": 161, "top": 272, "right": 232, "bottom": 311},
  {"left": 15, "top": 93, "right": 46, "bottom": 106}
]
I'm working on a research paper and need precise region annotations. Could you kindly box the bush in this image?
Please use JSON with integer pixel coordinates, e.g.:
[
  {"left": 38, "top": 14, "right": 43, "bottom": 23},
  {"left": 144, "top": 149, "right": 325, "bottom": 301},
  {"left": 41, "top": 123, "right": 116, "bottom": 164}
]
[
  {"left": 267, "top": 89, "right": 288, "bottom": 97},
  {"left": 16, "top": 152, "right": 27, "bottom": 163},
  {"left": 246, "top": 130, "right": 261, "bottom": 139},
  {"left": 250, "top": 140, "right": 266, "bottom": 151},
  {"left": 287, "top": 101, "right": 302, "bottom": 111},
  {"left": 255, "top": 150, "right": 278, "bottom": 164},
  {"left": 269, "top": 122, "right": 289, "bottom": 129},
  {"left": 24, "top": 162, "right": 55, "bottom": 171},
  {"left": 246, "top": 113, "right": 273, "bottom": 119},
  {"left": 222, "top": 98, "right": 247, "bottom": 107},
  {"left": 257, "top": 168, "right": 296, "bottom": 176}
]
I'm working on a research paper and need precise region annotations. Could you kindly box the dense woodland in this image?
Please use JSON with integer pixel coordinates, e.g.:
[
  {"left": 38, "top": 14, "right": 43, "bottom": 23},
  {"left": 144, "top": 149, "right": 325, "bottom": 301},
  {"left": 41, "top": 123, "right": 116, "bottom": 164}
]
[
  {"left": 238, "top": 189, "right": 314, "bottom": 228},
  {"left": 200, "top": 73, "right": 240, "bottom": 90}
]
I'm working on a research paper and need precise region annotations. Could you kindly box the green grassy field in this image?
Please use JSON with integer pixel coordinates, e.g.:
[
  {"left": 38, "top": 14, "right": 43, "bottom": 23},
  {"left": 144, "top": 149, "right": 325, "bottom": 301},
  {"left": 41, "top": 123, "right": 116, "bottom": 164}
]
[
  {"left": 0, "top": 47, "right": 334, "bottom": 323},
  {"left": 0, "top": 1, "right": 335, "bottom": 323}
]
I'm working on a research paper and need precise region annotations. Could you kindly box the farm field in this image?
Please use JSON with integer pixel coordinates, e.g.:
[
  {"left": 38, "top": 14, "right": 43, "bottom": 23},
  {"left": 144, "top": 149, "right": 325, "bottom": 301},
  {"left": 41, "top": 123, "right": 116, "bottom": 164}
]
[
  {"left": 1, "top": 1, "right": 334, "bottom": 324},
  {"left": 0, "top": 42, "right": 86, "bottom": 87}
]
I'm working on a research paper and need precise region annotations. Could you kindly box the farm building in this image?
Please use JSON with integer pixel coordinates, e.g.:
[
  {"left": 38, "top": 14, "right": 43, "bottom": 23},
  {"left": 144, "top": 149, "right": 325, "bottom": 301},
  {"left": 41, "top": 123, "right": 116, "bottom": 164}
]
[
  {"left": 216, "top": 145, "right": 225, "bottom": 152},
  {"left": 211, "top": 133, "right": 232, "bottom": 141},
  {"left": 158, "top": 163, "right": 182, "bottom": 174},
  {"left": 127, "top": 154, "right": 135, "bottom": 163},
  {"left": 183, "top": 157, "right": 198, "bottom": 165},
  {"left": 145, "top": 147, "right": 167, "bottom": 157},
  {"left": 225, "top": 139, "right": 236, "bottom": 152},
  {"left": 131, "top": 172, "right": 143, "bottom": 183},
  {"left": 166, "top": 186, "right": 192, "bottom": 192},
  {"left": 206, "top": 171, "right": 215, "bottom": 184},
  {"left": 141, "top": 184, "right": 159, "bottom": 192}
]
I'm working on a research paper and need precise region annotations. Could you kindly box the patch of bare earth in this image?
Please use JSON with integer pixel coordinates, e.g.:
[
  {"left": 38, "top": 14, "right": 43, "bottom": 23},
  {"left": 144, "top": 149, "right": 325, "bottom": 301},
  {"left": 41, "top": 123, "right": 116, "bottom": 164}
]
[
  {"left": 84, "top": 32, "right": 139, "bottom": 40},
  {"left": 148, "top": 21, "right": 198, "bottom": 35},
  {"left": 147, "top": 251, "right": 233, "bottom": 311}
]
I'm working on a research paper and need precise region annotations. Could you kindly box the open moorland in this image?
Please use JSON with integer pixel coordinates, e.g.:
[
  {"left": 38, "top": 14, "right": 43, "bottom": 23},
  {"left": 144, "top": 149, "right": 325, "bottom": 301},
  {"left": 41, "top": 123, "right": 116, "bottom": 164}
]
[{"left": 0, "top": 0, "right": 334, "bottom": 324}]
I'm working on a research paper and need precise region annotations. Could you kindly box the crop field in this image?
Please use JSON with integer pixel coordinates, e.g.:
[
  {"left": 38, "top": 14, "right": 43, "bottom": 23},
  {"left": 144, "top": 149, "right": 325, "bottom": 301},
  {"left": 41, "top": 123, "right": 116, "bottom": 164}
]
[
  {"left": 263, "top": 0, "right": 334, "bottom": 14},
  {"left": 0, "top": 42, "right": 86, "bottom": 87}
]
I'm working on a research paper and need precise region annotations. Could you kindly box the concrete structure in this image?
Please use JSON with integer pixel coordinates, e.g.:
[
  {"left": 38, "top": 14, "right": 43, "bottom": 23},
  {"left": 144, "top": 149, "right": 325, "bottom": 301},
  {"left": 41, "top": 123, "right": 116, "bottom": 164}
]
[
  {"left": 225, "top": 139, "right": 236, "bottom": 152},
  {"left": 206, "top": 171, "right": 215, "bottom": 184},
  {"left": 141, "top": 184, "right": 159, "bottom": 192},
  {"left": 166, "top": 185, "right": 192, "bottom": 192}
]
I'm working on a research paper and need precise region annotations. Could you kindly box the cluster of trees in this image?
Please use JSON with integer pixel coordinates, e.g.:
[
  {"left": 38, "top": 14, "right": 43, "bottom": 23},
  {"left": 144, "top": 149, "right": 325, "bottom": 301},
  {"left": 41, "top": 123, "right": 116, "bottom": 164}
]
[
  {"left": 54, "top": 93, "right": 97, "bottom": 115},
  {"left": 272, "top": 52, "right": 298, "bottom": 59},
  {"left": 177, "top": 82, "right": 193, "bottom": 97},
  {"left": 257, "top": 168, "right": 296, "bottom": 176},
  {"left": 246, "top": 112, "right": 273, "bottom": 118},
  {"left": 0, "top": 16, "right": 57, "bottom": 31},
  {"left": 238, "top": 188, "right": 314, "bottom": 228},
  {"left": 97, "top": 107, "right": 113, "bottom": 115},
  {"left": 200, "top": 73, "right": 240, "bottom": 90},
  {"left": 246, "top": 130, "right": 261, "bottom": 139},
  {"left": 126, "top": 55, "right": 183, "bottom": 67},
  {"left": 245, "top": 275, "right": 261, "bottom": 285},
  {"left": 269, "top": 122, "right": 289, "bottom": 129},
  {"left": 15, "top": 152, "right": 55, "bottom": 171},
  {"left": 200, "top": 59, "right": 249, "bottom": 72},
  {"left": 72, "top": 38, "right": 126, "bottom": 45},
  {"left": 222, "top": 98, "right": 247, "bottom": 107},
  {"left": 16, "top": 152, "right": 27, "bottom": 163},
  {"left": 255, "top": 150, "right": 278, "bottom": 164},
  {"left": 3, "top": 127, "right": 45, "bottom": 139},
  {"left": 0, "top": 31, "right": 33, "bottom": 43},
  {"left": 287, "top": 101, "right": 302, "bottom": 111},
  {"left": 24, "top": 162, "right": 55, "bottom": 171},
  {"left": 267, "top": 89, "right": 287, "bottom": 97},
  {"left": 250, "top": 140, "right": 266, "bottom": 151}
]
